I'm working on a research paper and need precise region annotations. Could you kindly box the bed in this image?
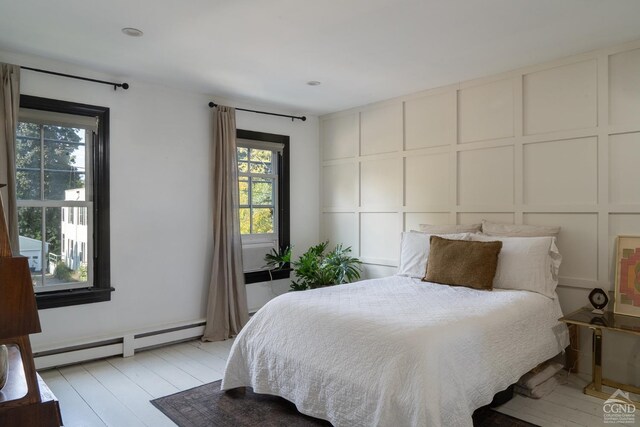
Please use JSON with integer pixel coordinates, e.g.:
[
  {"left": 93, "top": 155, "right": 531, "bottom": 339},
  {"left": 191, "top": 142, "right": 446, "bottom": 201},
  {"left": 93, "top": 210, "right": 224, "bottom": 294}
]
[{"left": 221, "top": 275, "right": 569, "bottom": 427}]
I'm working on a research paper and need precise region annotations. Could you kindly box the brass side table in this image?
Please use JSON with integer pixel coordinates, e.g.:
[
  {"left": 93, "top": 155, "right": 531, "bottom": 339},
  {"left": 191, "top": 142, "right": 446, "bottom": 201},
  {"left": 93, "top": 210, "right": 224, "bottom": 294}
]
[{"left": 560, "top": 307, "right": 640, "bottom": 403}]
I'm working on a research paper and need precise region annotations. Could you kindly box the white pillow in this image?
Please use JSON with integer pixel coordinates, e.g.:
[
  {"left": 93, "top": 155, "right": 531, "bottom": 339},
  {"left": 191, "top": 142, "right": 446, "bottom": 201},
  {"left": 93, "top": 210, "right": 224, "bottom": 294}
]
[
  {"left": 481, "top": 220, "right": 560, "bottom": 238},
  {"left": 419, "top": 223, "right": 482, "bottom": 234},
  {"left": 470, "top": 234, "right": 561, "bottom": 298},
  {"left": 397, "top": 232, "right": 469, "bottom": 278}
]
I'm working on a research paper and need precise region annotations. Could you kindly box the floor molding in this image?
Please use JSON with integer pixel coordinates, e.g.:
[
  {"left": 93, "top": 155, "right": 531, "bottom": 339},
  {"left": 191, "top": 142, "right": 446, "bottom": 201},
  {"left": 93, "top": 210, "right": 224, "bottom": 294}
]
[{"left": 34, "top": 319, "right": 206, "bottom": 370}]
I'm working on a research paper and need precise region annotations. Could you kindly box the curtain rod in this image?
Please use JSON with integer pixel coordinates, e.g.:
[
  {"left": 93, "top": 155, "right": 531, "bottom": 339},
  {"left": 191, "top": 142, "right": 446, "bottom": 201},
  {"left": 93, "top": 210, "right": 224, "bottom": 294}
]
[
  {"left": 208, "top": 102, "right": 306, "bottom": 122},
  {"left": 21, "top": 66, "right": 129, "bottom": 91}
]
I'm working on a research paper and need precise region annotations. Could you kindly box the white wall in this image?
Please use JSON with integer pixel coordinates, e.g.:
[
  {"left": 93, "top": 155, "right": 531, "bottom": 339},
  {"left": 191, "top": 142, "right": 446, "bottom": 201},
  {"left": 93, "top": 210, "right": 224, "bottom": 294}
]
[
  {"left": 320, "top": 39, "right": 640, "bottom": 384},
  {"left": 0, "top": 50, "right": 319, "bottom": 351}
]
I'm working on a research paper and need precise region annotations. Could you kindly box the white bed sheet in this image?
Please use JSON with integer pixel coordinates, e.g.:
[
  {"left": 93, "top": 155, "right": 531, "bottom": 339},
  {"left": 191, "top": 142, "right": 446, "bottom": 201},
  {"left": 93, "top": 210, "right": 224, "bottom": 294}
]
[{"left": 222, "top": 276, "right": 569, "bottom": 427}]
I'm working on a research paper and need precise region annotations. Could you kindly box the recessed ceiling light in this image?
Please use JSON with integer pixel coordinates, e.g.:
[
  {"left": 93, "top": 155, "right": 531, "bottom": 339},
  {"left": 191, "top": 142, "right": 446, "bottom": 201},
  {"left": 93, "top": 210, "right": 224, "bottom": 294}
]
[
  {"left": 307, "top": 81, "right": 321, "bottom": 86},
  {"left": 121, "top": 27, "right": 144, "bottom": 37}
]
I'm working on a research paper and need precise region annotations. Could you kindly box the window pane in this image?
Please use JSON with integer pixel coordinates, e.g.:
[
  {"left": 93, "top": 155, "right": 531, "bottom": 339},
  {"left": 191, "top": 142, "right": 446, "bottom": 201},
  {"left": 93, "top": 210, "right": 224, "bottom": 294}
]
[
  {"left": 43, "top": 126, "right": 86, "bottom": 200},
  {"left": 238, "top": 161, "right": 248, "bottom": 173},
  {"left": 239, "top": 208, "right": 250, "bottom": 234},
  {"left": 251, "top": 178, "right": 273, "bottom": 205},
  {"left": 237, "top": 147, "right": 248, "bottom": 161},
  {"left": 44, "top": 125, "right": 85, "bottom": 144},
  {"left": 249, "top": 149, "right": 273, "bottom": 174},
  {"left": 250, "top": 148, "right": 272, "bottom": 163},
  {"left": 16, "top": 170, "right": 41, "bottom": 201},
  {"left": 18, "top": 207, "right": 44, "bottom": 287},
  {"left": 17, "top": 122, "right": 40, "bottom": 138},
  {"left": 239, "top": 177, "right": 249, "bottom": 205},
  {"left": 252, "top": 208, "right": 274, "bottom": 233},
  {"left": 44, "top": 140, "right": 84, "bottom": 171},
  {"left": 249, "top": 161, "right": 272, "bottom": 174},
  {"left": 16, "top": 131, "right": 41, "bottom": 200},
  {"left": 45, "top": 171, "right": 85, "bottom": 201},
  {"left": 46, "top": 206, "right": 88, "bottom": 286},
  {"left": 16, "top": 136, "right": 41, "bottom": 168}
]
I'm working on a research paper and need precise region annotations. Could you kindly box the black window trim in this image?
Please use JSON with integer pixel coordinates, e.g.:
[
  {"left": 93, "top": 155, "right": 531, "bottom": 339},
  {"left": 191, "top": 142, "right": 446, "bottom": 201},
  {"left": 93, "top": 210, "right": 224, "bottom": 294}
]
[
  {"left": 19, "top": 95, "right": 113, "bottom": 309},
  {"left": 236, "top": 129, "right": 290, "bottom": 285}
]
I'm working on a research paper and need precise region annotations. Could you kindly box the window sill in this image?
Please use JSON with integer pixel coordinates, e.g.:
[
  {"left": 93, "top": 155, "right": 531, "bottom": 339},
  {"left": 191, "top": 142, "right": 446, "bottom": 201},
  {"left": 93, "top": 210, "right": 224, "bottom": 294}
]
[
  {"left": 35, "top": 286, "right": 115, "bottom": 309},
  {"left": 245, "top": 268, "right": 291, "bottom": 285}
]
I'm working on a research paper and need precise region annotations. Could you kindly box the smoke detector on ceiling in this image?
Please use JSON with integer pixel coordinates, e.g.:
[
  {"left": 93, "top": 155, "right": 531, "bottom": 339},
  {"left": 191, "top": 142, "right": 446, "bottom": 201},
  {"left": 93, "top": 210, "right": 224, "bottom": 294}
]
[{"left": 121, "top": 27, "right": 144, "bottom": 37}]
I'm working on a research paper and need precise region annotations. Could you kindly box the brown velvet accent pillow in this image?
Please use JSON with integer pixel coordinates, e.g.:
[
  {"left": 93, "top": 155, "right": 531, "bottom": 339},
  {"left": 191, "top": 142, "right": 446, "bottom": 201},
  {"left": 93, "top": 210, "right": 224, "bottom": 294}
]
[{"left": 423, "top": 236, "right": 502, "bottom": 290}]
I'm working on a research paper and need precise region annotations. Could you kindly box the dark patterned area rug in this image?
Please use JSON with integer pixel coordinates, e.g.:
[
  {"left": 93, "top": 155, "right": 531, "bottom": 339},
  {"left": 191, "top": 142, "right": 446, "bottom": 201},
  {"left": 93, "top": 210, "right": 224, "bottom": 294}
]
[{"left": 151, "top": 380, "right": 537, "bottom": 427}]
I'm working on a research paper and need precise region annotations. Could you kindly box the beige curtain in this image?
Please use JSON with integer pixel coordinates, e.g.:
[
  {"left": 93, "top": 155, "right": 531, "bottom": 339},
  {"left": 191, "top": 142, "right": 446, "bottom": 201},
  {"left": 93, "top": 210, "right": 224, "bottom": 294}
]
[
  {"left": 0, "top": 63, "right": 20, "bottom": 254},
  {"left": 203, "top": 105, "right": 249, "bottom": 342}
]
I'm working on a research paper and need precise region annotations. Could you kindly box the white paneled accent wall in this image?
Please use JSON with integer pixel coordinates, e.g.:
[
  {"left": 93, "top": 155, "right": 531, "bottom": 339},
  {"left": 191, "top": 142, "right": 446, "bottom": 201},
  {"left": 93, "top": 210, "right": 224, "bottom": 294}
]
[
  {"left": 320, "top": 39, "right": 640, "bottom": 296},
  {"left": 320, "top": 40, "right": 640, "bottom": 381}
]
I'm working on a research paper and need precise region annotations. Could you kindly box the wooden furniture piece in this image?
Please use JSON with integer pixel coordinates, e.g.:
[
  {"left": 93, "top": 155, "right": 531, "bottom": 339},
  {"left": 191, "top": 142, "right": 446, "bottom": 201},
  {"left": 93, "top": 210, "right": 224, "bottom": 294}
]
[
  {"left": 0, "top": 185, "right": 62, "bottom": 426},
  {"left": 560, "top": 306, "right": 640, "bottom": 403}
]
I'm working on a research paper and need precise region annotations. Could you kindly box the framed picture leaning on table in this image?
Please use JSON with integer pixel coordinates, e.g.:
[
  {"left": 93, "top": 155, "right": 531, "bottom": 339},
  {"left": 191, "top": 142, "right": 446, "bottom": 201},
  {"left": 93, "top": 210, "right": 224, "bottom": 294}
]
[{"left": 614, "top": 235, "right": 640, "bottom": 317}]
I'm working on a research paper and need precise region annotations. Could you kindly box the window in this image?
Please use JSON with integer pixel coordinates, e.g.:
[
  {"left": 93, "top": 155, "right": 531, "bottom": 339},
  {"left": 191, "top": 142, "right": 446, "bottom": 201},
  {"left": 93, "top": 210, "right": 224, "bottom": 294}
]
[
  {"left": 16, "top": 95, "right": 112, "bottom": 309},
  {"left": 236, "top": 130, "right": 290, "bottom": 284},
  {"left": 238, "top": 147, "right": 277, "bottom": 235}
]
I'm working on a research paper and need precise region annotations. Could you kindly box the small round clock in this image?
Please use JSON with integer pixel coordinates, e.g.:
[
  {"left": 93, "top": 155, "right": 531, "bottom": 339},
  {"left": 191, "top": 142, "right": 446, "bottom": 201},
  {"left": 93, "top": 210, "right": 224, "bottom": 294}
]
[{"left": 588, "top": 288, "right": 609, "bottom": 314}]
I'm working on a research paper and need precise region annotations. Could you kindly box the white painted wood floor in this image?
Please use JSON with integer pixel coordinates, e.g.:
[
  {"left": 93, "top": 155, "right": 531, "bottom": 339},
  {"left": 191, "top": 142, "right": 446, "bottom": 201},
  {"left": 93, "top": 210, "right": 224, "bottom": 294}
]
[
  {"left": 495, "top": 375, "right": 634, "bottom": 427},
  {"left": 39, "top": 339, "right": 233, "bottom": 427},
  {"left": 39, "top": 340, "right": 620, "bottom": 427}
]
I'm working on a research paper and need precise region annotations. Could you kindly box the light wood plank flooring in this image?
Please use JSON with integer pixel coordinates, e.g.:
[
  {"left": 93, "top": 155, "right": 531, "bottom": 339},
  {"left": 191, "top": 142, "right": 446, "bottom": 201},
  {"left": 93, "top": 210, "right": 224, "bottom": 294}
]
[
  {"left": 495, "top": 375, "right": 635, "bottom": 427},
  {"left": 39, "top": 340, "right": 232, "bottom": 427},
  {"left": 39, "top": 340, "right": 622, "bottom": 426}
]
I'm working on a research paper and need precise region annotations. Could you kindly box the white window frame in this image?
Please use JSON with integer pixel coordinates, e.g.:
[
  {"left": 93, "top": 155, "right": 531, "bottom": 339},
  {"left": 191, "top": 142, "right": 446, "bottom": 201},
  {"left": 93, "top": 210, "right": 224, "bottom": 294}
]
[{"left": 16, "top": 110, "right": 95, "bottom": 293}]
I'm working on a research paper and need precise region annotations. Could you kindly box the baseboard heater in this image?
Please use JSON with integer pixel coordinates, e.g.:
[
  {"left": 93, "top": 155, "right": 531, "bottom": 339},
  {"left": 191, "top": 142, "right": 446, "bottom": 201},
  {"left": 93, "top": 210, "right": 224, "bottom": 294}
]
[{"left": 34, "top": 319, "right": 206, "bottom": 370}]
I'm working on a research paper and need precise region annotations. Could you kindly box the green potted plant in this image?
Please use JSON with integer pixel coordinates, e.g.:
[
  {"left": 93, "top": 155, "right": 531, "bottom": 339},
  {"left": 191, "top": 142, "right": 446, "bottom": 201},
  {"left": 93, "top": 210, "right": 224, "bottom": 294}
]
[
  {"left": 263, "top": 245, "right": 292, "bottom": 282},
  {"left": 265, "top": 242, "right": 362, "bottom": 291}
]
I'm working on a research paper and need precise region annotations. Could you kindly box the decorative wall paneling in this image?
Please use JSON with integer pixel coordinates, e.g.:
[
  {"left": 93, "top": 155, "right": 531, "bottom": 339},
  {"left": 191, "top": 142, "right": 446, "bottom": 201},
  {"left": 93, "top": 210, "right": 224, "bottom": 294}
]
[{"left": 320, "top": 39, "right": 640, "bottom": 294}]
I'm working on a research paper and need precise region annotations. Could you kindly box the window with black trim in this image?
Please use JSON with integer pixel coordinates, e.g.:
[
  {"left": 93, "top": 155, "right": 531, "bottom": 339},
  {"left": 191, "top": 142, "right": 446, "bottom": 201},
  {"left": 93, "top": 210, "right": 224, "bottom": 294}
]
[
  {"left": 236, "top": 130, "right": 290, "bottom": 284},
  {"left": 16, "top": 95, "right": 112, "bottom": 309}
]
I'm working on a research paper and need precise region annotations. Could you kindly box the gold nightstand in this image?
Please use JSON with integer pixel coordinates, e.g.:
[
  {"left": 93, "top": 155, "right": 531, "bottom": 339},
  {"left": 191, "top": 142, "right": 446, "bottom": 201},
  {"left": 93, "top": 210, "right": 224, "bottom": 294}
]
[{"left": 559, "top": 307, "right": 640, "bottom": 403}]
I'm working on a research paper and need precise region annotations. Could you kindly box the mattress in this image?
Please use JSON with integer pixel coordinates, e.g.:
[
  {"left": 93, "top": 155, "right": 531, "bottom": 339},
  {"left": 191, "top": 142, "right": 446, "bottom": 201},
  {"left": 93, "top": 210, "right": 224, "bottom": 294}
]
[{"left": 222, "top": 276, "right": 569, "bottom": 427}]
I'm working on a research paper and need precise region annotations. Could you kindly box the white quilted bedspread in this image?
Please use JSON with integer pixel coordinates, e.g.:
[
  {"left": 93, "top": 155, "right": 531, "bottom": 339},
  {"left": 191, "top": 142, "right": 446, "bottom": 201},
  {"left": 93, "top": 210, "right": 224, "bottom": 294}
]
[{"left": 222, "top": 276, "right": 569, "bottom": 427}]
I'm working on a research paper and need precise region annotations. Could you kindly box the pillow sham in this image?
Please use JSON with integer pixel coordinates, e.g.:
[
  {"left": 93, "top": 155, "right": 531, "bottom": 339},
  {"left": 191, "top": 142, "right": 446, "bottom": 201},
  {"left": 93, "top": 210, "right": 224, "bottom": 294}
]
[
  {"left": 419, "top": 223, "right": 482, "bottom": 234},
  {"left": 481, "top": 220, "right": 560, "bottom": 238},
  {"left": 397, "top": 232, "right": 469, "bottom": 278},
  {"left": 470, "top": 234, "right": 562, "bottom": 298},
  {"left": 423, "top": 236, "right": 502, "bottom": 290}
]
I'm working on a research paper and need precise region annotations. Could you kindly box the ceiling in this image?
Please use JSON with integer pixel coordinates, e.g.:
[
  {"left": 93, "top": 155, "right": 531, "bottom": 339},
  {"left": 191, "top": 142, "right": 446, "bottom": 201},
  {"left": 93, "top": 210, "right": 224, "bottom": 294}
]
[{"left": 1, "top": 0, "right": 640, "bottom": 115}]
